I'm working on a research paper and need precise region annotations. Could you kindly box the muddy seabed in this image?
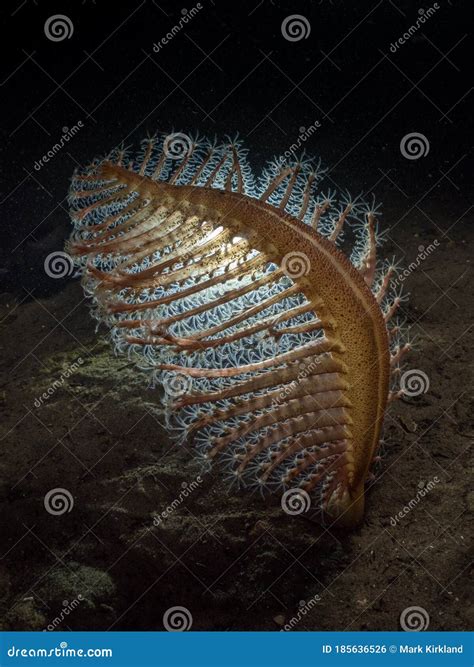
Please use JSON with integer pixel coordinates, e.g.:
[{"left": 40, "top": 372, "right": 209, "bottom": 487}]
[{"left": 0, "top": 211, "right": 472, "bottom": 632}]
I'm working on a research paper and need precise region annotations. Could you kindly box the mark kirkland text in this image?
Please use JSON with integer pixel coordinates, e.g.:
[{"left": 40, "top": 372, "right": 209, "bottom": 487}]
[{"left": 400, "top": 644, "right": 463, "bottom": 654}]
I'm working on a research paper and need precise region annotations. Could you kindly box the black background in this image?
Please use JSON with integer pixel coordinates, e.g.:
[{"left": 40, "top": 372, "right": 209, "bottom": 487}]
[
  {"left": 0, "top": 1, "right": 472, "bottom": 633},
  {"left": 0, "top": 0, "right": 472, "bottom": 294}
]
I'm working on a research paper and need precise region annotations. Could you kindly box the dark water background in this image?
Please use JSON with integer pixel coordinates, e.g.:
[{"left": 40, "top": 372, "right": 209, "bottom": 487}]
[
  {"left": 0, "top": 0, "right": 472, "bottom": 632},
  {"left": 0, "top": 0, "right": 471, "bottom": 296}
]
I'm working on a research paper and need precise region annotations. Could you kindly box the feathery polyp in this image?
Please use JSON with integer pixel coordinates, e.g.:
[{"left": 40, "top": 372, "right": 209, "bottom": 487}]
[{"left": 66, "top": 132, "right": 410, "bottom": 528}]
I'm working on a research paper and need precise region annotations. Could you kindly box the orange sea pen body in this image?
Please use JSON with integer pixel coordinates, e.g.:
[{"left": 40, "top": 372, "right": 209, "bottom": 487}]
[{"left": 67, "top": 134, "right": 407, "bottom": 528}]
